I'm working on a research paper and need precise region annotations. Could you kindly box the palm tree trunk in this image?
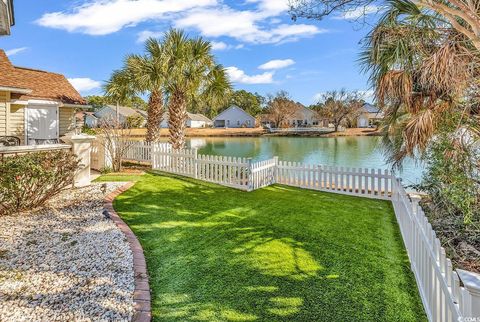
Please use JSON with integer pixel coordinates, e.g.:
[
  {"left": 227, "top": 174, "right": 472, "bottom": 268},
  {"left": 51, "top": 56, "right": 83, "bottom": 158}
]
[
  {"left": 146, "top": 90, "right": 163, "bottom": 142},
  {"left": 168, "top": 90, "right": 187, "bottom": 150}
]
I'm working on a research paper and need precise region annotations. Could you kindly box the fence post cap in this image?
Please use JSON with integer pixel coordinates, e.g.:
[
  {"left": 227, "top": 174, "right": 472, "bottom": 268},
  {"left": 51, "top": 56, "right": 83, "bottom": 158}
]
[
  {"left": 68, "top": 133, "right": 96, "bottom": 143},
  {"left": 457, "top": 269, "right": 480, "bottom": 294}
]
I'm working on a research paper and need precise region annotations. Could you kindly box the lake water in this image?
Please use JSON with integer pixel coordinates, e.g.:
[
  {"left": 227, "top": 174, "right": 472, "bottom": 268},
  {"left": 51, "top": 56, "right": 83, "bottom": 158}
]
[{"left": 180, "top": 136, "right": 424, "bottom": 186}]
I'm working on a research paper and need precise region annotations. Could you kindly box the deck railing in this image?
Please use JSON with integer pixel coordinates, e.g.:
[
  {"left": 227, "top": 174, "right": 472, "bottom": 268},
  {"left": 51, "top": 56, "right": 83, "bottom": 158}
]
[
  {"left": 268, "top": 127, "right": 336, "bottom": 133},
  {"left": 91, "top": 141, "right": 480, "bottom": 321}
]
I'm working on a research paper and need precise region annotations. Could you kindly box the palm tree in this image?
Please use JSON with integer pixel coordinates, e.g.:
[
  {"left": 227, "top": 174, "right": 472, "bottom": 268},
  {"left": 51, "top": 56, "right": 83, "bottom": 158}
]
[
  {"left": 360, "top": 0, "right": 479, "bottom": 166},
  {"left": 124, "top": 38, "right": 167, "bottom": 142},
  {"left": 104, "top": 69, "right": 135, "bottom": 124},
  {"left": 161, "top": 29, "right": 232, "bottom": 149}
]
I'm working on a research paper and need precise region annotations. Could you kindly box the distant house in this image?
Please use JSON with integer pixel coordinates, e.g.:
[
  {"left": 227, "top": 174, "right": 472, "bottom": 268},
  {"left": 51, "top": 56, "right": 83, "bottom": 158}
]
[
  {"left": 213, "top": 105, "right": 255, "bottom": 128},
  {"left": 88, "top": 105, "right": 145, "bottom": 127},
  {"left": 288, "top": 105, "right": 319, "bottom": 127},
  {"left": 160, "top": 112, "right": 213, "bottom": 128},
  {"left": 83, "top": 112, "right": 99, "bottom": 128},
  {"left": 261, "top": 104, "right": 320, "bottom": 128},
  {"left": 0, "top": 0, "right": 14, "bottom": 36},
  {"left": 0, "top": 49, "right": 86, "bottom": 145},
  {"left": 357, "top": 103, "right": 383, "bottom": 128}
]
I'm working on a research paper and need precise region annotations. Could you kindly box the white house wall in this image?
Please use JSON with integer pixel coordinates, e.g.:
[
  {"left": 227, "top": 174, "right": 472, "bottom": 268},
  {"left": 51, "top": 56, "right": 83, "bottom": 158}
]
[{"left": 214, "top": 106, "right": 255, "bottom": 128}]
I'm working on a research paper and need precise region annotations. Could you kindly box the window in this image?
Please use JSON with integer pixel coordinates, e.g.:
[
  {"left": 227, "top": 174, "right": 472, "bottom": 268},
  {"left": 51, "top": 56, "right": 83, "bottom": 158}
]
[
  {"left": 237, "top": 121, "right": 240, "bottom": 126},
  {"left": 227, "top": 120, "right": 230, "bottom": 126},
  {"left": 247, "top": 120, "right": 251, "bottom": 125}
]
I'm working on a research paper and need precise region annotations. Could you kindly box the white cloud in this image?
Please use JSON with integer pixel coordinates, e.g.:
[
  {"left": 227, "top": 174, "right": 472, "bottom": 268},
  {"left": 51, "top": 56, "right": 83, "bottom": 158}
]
[
  {"left": 359, "top": 89, "right": 375, "bottom": 102},
  {"left": 259, "top": 59, "right": 295, "bottom": 70},
  {"left": 68, "top": 77, "right": 102, "bottom": 93},
  {"left": 211, "top": 41, "right": 232, "bottom": 51},
  {"left": 333, "top": 5, "right": 379, "bottom": 20},
  {"left": 225, "top": 66, "right": 274, "bottom": 84},
  {"left": 5, "top": 47, "right": 28, "bottom": 56},
  {"left": 136, "top": 30, "right": 165, "bottom": 43},
  {"left": 312, "top": 92, "right": 324, "bottom": 103},
  {"left": 245, "top": 0, "right": 289, "bottom": 16},
  {"left": 37, "top": 0, "right": 326, "bottom": 45},
  {"left": 36, "top": 0, "right": 216, "bottom": 35},
  {"left": 312, "top": 89, "right": 375, "bottom": 103},
  {"left": 175, "top": 6, "right": 325, "bottom": 44}
]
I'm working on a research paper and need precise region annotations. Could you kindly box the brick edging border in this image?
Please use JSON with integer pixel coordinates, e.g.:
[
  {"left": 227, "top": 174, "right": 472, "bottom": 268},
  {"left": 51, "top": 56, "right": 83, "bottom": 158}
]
[{"left": 104, "top": 182, "right": 151, "bottom": 322}]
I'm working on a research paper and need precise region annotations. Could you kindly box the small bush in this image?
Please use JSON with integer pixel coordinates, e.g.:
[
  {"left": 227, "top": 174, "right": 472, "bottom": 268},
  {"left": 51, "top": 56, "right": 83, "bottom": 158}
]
[
  {"left": 0, "top": 150, "right": 80, "bottom": 215},
  {"left": 82, "top": 126, "right": 97, "bottom": 135}
]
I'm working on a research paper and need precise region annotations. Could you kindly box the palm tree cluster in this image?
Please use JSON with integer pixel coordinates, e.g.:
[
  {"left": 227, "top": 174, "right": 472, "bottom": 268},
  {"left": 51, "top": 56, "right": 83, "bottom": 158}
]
[
  {"left": 360, "top": 0, "right": 479, "bottom": 166},
  {"left": 105, "top": 29, "right": 232, "bottom": 149}
]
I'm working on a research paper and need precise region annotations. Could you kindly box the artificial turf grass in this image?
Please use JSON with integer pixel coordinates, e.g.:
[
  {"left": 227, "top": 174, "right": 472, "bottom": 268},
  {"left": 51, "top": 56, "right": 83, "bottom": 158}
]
[
  {"left": 110, "top": 172, "right": 426, "bottom": 321},
  {"left": 93, "top": 173, "right": 144, "bottom": 183}
]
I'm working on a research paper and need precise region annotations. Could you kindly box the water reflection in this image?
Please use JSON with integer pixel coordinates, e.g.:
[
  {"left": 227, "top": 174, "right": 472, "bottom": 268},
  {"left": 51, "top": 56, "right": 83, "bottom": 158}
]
[{"left": 180, "top": 136, "right": 423, "bottom": 185}]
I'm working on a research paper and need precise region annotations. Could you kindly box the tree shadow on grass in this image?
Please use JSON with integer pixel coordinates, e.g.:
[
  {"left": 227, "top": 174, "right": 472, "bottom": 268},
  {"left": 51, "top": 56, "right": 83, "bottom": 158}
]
[{"left": 115, "top": 173, "right": 427, "bottom": 321}]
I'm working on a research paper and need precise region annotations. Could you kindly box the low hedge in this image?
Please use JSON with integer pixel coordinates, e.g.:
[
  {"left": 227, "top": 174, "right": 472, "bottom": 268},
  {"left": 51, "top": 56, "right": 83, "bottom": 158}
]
[{"left": 0, "top": 150, "right": 79, "bottom": 215}]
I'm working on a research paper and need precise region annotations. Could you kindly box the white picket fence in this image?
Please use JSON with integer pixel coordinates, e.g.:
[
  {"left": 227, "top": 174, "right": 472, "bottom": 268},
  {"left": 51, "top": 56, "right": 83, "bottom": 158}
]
[
  {"left": 125, "top": 141, "right": 152, "bottom": 163},
  {"left": 148, "top": 143, "right": 394, "bottom": 196},
  {"left": 392, "top": 180, "right": 479, "bottom": 321},
  {"left": 152, "top": 143, "right": 251, "bottom": 190},
  {"left": 91, "top": 140, "right": 480, "bottom": 321},
  {"left": 277, "top": 161, "right": 393, "bottom": 199},
  {"left": 251, "top": 158, "right": 277, "bottom": 190}
]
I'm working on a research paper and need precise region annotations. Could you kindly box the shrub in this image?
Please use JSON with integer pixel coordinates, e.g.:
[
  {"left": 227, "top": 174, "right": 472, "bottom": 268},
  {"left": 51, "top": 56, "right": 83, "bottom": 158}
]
[
  {"left": 0, "top": 150, "right": 80, "bottom": 215},
  {"left": 413, "top": 116, "right": 480, "bottom": 271},
  {"left": 82, "top": 125, "right": 97, "bottom": 135},
  {"left": 125, "top": 114, "right": 144, "bottom": 128},
  {"left": 415, "top": 126, "right": 480, "bottom": 224}
]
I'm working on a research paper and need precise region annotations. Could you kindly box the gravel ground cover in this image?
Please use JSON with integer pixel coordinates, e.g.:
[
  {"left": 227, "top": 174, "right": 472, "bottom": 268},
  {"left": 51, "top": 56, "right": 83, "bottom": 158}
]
[{"left": 0, "top": 182, "right": 134, "bottom": 321}]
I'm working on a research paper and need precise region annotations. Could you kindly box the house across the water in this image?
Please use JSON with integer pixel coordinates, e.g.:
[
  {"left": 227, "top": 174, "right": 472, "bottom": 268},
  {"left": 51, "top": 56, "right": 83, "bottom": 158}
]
[
  {"left": 357, "top": 103, "right": 383, "bottom": 128},
  {"left": 83, "top": 105, "right": 145, "bottom": 128},
  {"left": 262, "top": 104, "right": 320, "bottom": 128},
  {"left": 213, "top": 105, "right": 255, "bottom": 128},
  {"left": 0, "top": 49, "right": 86, "bottom": 145},
  {"left": 160, "top": 112, "right": 213, "bottom": 128}
]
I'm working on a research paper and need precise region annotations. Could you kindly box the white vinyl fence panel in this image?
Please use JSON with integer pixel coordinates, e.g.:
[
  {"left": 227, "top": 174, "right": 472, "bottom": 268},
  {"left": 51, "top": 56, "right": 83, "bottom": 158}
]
[
  {"left": 125, "top": 141, "right": 152, "bottom": 163},
  {"left": 152, "top": 143, "right": 251, "bottom": 190},
  {"left": 276, "top": 161, "right": 393, "bottom": 199},
  {"left": 392, "top": 179, "right": 478, "bottom": 322},
  {"left": 250, "top": 157, "right": 277, "bottom": 190}
]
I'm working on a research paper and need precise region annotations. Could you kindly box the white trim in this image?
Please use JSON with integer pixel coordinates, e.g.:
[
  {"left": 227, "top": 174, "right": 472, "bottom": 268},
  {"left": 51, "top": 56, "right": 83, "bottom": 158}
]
[
  {"left": 62, "top": 103, "right": 90, "bottom": 109},
  {"left": 0, "top": 86, "right": 32, "bottom": 94},
  {"left": 27, "top": 99, "right": 59, "bottom": 106},
  {"left": 9, "top": 99, "right": 28, "bottom": 105},
  {"left": 10, "top": 100, "right": 89, "bottom": 109}
]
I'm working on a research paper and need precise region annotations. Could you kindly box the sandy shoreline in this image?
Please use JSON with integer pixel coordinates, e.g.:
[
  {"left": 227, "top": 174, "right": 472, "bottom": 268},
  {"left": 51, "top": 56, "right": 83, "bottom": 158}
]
[{"left": 123, "top": 127, "right": 381, "bottom": 138}]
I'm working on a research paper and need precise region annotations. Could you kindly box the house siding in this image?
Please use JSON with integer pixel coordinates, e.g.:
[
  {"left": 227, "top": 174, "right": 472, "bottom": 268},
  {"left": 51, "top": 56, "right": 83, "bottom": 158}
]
[
  {"left": 59, "top": 106, "right": 75, "bottom": 135},
  {"left": 213, "top": 106, "right": 255, "bottom": 128},
  {"left": 9, "top": 104, "right": 25, "bottom": 143},
  {"left": 1, "top": 101, "right": 76, "bottom": 144},
  {"left": 0, "top": 91, "right": 7, "bottom": 136}
]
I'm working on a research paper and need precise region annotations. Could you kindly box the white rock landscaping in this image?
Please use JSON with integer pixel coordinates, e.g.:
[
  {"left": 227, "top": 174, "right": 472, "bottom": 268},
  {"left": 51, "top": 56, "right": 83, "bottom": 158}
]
[{"left": 0, "top": 183, "right": 134, "bottom": 321}]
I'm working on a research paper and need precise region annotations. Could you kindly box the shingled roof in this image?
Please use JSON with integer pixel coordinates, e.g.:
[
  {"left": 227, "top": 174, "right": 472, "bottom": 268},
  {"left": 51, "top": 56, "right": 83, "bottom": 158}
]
[{"left": 0, "top": 49, "right": 86, "bottom": 105}]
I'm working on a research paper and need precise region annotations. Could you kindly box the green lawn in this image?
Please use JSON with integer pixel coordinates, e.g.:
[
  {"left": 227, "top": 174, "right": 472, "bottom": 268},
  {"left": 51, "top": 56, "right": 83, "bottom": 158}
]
[{"left": 110, "top": 172, "right": 425, "bottom": 321}]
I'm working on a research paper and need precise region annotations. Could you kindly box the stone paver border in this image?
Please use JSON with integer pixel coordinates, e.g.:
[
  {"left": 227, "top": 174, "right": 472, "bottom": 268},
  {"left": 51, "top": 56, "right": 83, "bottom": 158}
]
[{"left": 104, "top": 182, "right": 151, "bottom": 322}]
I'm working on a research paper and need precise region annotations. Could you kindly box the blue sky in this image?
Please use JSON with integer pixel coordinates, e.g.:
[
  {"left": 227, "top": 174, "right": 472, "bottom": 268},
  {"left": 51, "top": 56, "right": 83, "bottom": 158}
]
[{"left": 1, "top": 0, "right": 379, "bottom": 105}]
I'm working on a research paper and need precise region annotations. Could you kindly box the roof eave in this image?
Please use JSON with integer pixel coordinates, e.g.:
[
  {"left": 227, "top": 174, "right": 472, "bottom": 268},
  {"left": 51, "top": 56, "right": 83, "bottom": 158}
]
[{"left": 0, "top": 85, "right": 32, "bottom": 94}]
